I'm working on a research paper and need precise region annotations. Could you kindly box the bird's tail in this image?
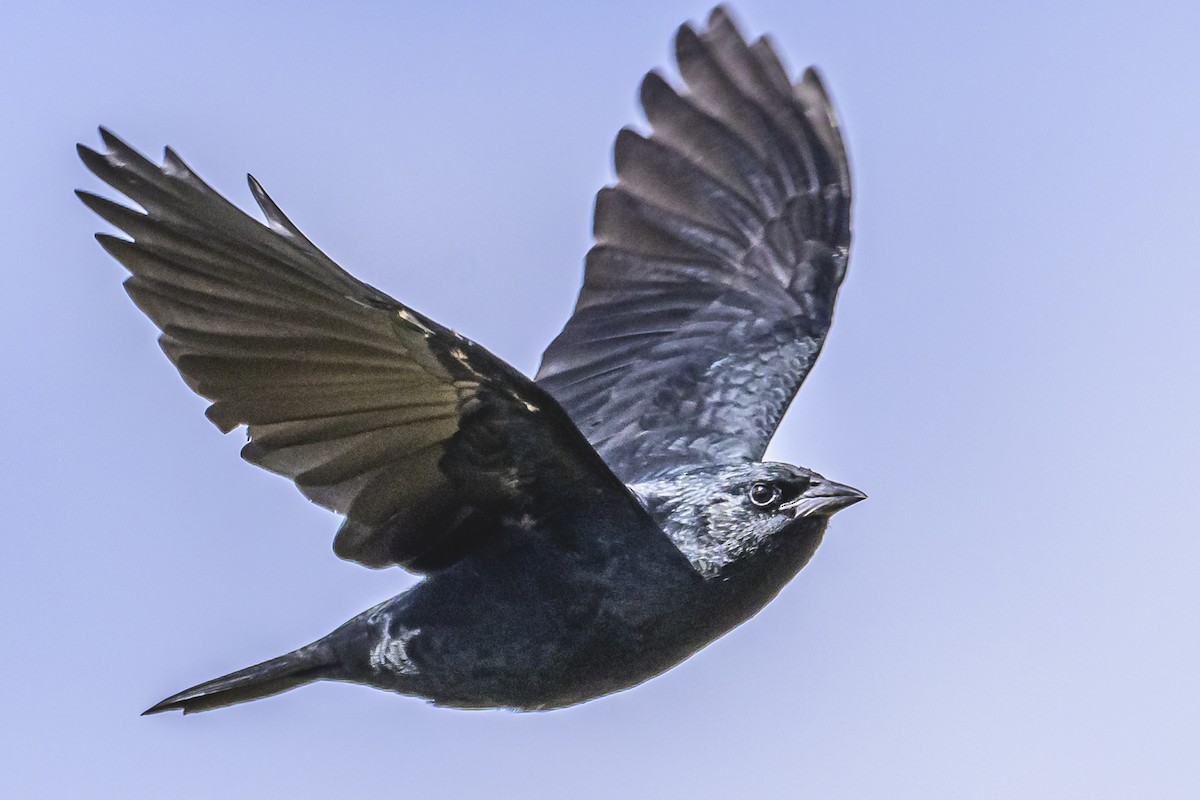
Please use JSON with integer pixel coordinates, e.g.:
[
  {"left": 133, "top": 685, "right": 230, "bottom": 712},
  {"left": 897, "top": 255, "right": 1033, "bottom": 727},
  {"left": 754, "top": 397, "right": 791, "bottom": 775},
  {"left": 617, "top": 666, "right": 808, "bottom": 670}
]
[{"left": 142, "top": 640, "right": 338, "bottom": 715}]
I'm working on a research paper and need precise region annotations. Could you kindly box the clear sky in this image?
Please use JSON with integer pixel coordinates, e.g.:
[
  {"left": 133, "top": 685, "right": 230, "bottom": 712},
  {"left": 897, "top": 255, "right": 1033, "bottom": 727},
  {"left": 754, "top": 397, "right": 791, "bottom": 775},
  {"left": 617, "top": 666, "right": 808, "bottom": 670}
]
[{"left": 3, "top": 1, "right": 1198, "bottom": 797}]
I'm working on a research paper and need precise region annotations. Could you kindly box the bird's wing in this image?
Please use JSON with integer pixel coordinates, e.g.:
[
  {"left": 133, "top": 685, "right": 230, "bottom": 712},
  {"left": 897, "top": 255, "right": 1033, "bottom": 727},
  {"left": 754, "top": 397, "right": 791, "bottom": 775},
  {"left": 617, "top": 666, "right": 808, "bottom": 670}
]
[
  {"left": 79, "top": 130, "right": 646, "bottom": 572},
  {"left": 535, "top": 7, "right": 852, "bottom": 483}
]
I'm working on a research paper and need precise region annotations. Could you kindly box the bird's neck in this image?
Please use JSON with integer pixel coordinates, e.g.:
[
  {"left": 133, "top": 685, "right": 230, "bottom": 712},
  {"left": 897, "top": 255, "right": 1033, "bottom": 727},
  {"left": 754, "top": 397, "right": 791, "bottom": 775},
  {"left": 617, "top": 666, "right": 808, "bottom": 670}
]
[{"left": 649, "top": 520, "right": 828, "bottom": 658}]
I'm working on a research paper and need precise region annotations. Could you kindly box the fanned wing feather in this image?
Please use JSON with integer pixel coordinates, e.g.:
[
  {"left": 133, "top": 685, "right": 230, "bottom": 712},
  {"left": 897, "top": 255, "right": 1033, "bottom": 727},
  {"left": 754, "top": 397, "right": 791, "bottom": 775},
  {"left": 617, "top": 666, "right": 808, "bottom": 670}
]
[
  {"left": 536, "top": 7, "right": 853, "bottom": 482},
  {"left": 80, "top": 131, "right": 638, "bottom": 571}
]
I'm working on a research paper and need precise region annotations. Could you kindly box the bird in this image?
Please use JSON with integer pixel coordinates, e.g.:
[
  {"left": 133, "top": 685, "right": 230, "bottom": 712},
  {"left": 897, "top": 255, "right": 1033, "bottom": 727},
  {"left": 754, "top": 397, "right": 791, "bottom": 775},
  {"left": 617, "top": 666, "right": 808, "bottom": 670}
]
[{"left": 79, "top": 5, "right": 863, "bottom": 714}]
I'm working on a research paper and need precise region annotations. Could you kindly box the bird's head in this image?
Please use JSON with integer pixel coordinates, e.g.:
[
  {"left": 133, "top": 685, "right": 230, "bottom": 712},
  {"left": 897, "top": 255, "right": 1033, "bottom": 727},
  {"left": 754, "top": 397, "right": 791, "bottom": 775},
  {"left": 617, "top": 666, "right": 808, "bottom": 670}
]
[{"left": 632, "top": 462, "right": 865, "bottom": 578}]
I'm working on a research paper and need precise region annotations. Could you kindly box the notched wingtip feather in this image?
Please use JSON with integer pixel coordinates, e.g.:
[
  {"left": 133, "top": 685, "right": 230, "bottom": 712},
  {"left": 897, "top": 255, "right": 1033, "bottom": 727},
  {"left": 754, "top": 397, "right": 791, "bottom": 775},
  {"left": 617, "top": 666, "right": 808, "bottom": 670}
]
[
  {"left": 162, "top": 146, "right": 190, "bottom": 176},
  {"left": 74, "top": 187, "right": 100, "bottom": 208},
  {"left": 612, "top": 127, "right": 646, "bottom": 173},
  {"left": 673, "top": 21, "right": 703, "bottom": 60},
  {"left": 638, "top": 71, "right": 677, "bottom": 121},
  {"left": 246, "top": 173, "right": 316, "bottom": 244},
  {"left": 141, "top": 689, "right": 189, "bottom": 715},
  {"left": 97, "top": 126, "right": 123, "bottom": 150},
  {"left": 94, "top": 233, "right": 134, "bottom": 261},
  {"left": 246, "top": 172, "right": 267, "bottom": 196},
  {"left": 750, "top": 35, "right": 792, "bottom": 92},
  {"left": 706, "top": 4, "right": 739, "bottom": 30},
  {"left": 800, "top": 66, "right": 831, "bottom": 101},
  {"left": 97, "top": 127, "right": 152, "bottom": 167},
  {"left": 705, "top": 4, "right": 747, "bottom": 41},
  {"left": 140, "top": 702, "right": 173, "bottom": 716},
  {"left": 246, "top": 173, "right": 285, "bottom": 223},
  {"left": 76, "top": 142, "right": 111, "bottom": 177},
  {"left": 75, "top": 142, "right": 99, "bottom": 163},
  {"left": 639, "top": 68, "right": 670, "bottom": 97},
  {"left": 76, "top": 189, "right": 141, "bottom": 226}
]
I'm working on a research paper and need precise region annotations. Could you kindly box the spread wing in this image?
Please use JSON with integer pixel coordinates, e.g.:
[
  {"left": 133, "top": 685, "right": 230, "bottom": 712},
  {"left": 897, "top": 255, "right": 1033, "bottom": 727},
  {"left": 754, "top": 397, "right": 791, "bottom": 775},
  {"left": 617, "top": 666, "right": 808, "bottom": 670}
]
[
  {"left": 535, "top": 7, "right": 852, "bottom": 483},
  {"left": 79, "top": 130, "right": 643, "bottom": 572}
]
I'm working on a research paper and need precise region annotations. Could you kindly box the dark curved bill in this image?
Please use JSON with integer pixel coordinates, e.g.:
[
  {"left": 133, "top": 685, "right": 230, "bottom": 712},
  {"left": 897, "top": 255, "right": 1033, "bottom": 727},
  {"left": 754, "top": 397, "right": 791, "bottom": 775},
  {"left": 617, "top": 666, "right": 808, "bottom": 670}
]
[{"left": 781, "top": 479, "right": 866, "bottom": 518}]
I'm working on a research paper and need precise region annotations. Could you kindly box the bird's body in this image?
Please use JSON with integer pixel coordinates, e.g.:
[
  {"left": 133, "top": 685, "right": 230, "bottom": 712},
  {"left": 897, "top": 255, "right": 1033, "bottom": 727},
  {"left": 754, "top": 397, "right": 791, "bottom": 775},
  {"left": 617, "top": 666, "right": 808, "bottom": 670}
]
[
  {"left": 80, "top": 6, "right": 865, "bottom": 714},
  {"left": 167, "top": 464, "right": 842, "bottom": 712},
  {"left": 331, "top": 511, "right": 707, "bottom": 711},
  {"left": 344, "top": 511, "right": 824, "bottom": 712}
]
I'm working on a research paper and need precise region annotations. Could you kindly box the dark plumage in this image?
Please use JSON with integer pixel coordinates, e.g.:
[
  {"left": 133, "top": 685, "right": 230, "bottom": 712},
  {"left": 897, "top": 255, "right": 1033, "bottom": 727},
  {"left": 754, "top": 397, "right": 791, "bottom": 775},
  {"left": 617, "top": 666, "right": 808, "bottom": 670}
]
[{"left": 80, "top": 6, "right": 864, "bottom": 714}]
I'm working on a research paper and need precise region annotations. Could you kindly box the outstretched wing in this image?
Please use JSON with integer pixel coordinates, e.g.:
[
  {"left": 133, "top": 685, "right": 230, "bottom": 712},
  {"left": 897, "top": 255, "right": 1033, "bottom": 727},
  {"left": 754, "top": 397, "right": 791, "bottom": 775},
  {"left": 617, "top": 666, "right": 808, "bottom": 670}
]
[
  {"left": 79, "top": 130, "right": 641, "bottom": 571},
  {"left": 535, "top": 7, "right": 852, "bottom": 483}
]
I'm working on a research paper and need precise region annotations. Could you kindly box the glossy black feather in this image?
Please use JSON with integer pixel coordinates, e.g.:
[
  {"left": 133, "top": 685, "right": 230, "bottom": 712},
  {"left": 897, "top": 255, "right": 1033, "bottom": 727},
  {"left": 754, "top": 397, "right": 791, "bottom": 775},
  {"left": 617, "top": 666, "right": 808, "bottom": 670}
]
[
  {"left": 82, "top": 6, "right": 865, "bottom": 715},
  {"left": 80, "top": 132, "right": 644, "bottom": 571},
  {"left": 536, "top": 6, "right": 852, "bottom": 482}
]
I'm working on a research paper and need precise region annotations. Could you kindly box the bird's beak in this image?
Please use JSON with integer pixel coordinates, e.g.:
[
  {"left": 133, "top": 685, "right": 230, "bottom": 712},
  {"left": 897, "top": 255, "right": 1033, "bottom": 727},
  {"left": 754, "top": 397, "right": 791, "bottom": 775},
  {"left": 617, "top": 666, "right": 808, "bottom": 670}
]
[{"left": 780, "top": 479, "right": 867, "bottom": 518}]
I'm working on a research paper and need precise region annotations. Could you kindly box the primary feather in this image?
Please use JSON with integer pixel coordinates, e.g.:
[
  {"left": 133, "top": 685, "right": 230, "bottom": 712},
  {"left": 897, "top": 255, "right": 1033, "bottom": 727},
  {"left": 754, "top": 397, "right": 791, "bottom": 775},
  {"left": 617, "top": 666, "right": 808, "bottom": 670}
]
[{"left": 536, "top": 7, "right": 852, "bottom": 483}]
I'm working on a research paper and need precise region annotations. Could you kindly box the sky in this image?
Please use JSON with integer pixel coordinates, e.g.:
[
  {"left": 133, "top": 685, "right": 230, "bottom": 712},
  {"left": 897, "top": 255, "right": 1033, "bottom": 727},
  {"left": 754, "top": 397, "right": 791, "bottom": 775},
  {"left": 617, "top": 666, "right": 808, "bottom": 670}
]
[{"left": 3, "top": 0, "right": 1199, "bottom": 797}]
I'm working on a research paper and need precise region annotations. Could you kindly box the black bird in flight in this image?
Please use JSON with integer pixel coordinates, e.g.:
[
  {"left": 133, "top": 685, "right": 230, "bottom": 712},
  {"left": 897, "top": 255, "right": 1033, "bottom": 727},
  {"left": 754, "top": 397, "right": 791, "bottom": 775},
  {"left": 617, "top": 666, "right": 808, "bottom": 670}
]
[{"left": 80, "top": 6, "right": 864, "bottom": 714}]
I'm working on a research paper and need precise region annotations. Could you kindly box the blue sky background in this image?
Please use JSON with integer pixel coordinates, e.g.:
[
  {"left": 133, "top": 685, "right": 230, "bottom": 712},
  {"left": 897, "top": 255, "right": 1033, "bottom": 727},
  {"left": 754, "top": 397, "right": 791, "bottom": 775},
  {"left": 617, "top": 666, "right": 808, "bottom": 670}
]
[{"left": 3, "top": 1, "right": 1198, "bottom": 797}]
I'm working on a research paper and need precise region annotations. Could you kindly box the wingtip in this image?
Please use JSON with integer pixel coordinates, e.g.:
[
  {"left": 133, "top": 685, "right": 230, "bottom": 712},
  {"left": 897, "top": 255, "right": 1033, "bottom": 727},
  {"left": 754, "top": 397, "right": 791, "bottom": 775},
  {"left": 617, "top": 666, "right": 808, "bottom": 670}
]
[
  {"left": 706, "top": 4, "right": 736, "bottom": 28},
  {"left": 673, "top": 19, "right": 701, "bottom": 52},
  {"left": 97, "top": 126, "right": 129, "bottom": 154},
  {"left": 246, "top": 172, "right": 275, "bottom": 212},
  {"left": 611, "top": 127, "right": 650, "bottom": 178},
  {"left": 75, "top": 188, "right": 114, "bottom": 214},
  {"left": 705, "top": 4, "right": 744, "bottom": 37},
  {"left": 638, "top": 69, "right": 672, "bottom": 109},
  {"left": 800, "top": 65, "right": 829, "bottom": 96},
  {"left": 94, "top": 232, "right": 134, "bottom": 259},
  {"left": 141, "top": 698, "right": 178, "bottom": 716},
  {"left": 142, "top": 683, "right": 206, "bottom": 716},
  {"left": 162, "top": 145, "right": 192, "bottom": 176},
  {"left": 76, "top": 142, "right": 106, "bottom": 171}
]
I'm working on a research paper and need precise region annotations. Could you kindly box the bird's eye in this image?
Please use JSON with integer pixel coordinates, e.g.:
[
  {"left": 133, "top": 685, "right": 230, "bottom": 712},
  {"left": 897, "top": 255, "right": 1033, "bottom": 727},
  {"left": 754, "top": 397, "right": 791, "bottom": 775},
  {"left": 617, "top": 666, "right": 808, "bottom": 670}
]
[{"left": 749, "top": 482, "right": 781, "bottom": 508}]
